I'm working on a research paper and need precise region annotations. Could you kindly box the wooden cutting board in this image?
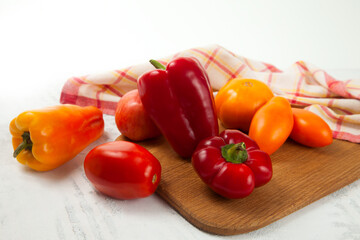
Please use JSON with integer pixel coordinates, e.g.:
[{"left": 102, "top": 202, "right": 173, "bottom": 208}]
[{"left": 116, "top": 128, "right": 360, "bottom": 236}]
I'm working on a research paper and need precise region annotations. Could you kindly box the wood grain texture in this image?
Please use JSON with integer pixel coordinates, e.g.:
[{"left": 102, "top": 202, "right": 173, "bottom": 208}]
[{"left": 117, "top": 130, "right": 360, "bottom": 236}]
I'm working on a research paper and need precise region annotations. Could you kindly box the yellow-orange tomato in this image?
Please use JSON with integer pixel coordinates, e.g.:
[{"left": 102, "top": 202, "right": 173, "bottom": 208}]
[
  {"left": 249, "top": 96, "right": 293, "bottom": 155},
  {"left": 215, "top": 78, "right": 273, "bottom": 132},
  {"left": 290, "top": 108, "right": 333, "bottom": 147}
]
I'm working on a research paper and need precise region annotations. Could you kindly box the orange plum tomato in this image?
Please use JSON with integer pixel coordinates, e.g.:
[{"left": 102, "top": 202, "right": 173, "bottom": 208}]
[{"left": 290, "top": 108, "right": 333, "bottom": 147}]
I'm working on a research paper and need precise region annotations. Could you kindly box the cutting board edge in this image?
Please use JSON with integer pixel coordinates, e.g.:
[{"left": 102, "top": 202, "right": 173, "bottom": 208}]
[
  {"left": 156, "top": 175, "right": 360, "bottom": 236},
  {"left": 156, "top": 187, "right": 268, "bottom": 235},
  {"left": 155, "top": 184, "right": 273, "bottom": 235}
]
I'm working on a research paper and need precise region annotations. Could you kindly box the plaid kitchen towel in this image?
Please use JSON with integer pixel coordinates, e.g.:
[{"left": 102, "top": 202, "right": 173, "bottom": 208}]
[{"left": 60, "top": 44, "right": 360, "bottom": 143}]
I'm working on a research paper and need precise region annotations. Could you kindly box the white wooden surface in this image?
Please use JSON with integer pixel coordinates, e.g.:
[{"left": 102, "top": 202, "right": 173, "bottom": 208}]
[{"left": 1, "top": 0, "right": 360, "bottom": 239}]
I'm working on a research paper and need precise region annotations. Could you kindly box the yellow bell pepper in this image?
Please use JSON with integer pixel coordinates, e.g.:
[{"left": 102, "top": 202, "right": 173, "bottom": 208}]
[{"left": 9, "top": 104, "right": 104, "bottom": 171}]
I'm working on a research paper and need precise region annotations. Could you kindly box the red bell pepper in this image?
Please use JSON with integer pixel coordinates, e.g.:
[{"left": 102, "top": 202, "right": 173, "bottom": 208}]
[
  {"left": 192, "top": 129, "right": 273, "bottom": 199},
  {"left": 138, "top": 57, "right": 219, "bottom": 158}
]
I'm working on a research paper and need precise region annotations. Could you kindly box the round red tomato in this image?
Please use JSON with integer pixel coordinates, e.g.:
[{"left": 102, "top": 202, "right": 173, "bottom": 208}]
[
  {"left": 84, "top": 141, "right": 161, "bottom": 200},
  {"left": 115, "top": 89, "right": 161, "bottom": 141}
]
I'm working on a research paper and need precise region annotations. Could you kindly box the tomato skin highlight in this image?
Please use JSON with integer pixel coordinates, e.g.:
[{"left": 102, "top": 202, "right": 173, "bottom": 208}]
[
  {"left": 290, "top": 108, "right": 333, "bottom": 147},
  {"left": 84, "top": 141, "right": 161, "bottom": 200},
  {"left": 249, "top": 96, "right": 294, "bottom": 155},
  {"left": 215, "top": 78, "right": 274, "bottom": 132}
]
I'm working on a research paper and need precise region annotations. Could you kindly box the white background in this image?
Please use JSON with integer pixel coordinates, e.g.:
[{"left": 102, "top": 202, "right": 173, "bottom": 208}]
[{"left": 1, "top": 0, "right": 360, "bottom": 239}]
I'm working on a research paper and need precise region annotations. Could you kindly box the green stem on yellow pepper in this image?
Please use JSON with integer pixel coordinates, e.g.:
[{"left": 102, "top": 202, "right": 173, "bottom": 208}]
[{"left": 13, "top": 131, "right": 32, "bottom": 158}]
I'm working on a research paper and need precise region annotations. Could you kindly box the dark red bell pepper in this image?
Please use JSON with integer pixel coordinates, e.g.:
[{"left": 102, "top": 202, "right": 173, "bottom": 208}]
[
  {"left": 138, "top": 57, "right": 219, "bottom": 158},
  {"left": 192, "top": 129, "right": 272, "bottom": 199}
]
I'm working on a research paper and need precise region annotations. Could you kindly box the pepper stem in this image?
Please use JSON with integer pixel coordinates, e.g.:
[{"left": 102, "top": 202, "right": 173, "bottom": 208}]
[
  {"left": 221, "top": 142, "right": 248, "bottom": 164},
  {"left": 13, "top": 131, "right": 32, "bottom": 158},
  {"left": 149, "top": 59, "right": 166, "bottom": 70}
]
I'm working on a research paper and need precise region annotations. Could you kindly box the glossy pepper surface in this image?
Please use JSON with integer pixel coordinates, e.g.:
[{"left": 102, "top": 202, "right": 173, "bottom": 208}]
[
  {"left": 138, "top": 57, "right": 219, "bottom": 158},
  {"left": 192, "top": 129, "right": 272, "bottom": 199},
  {"left": 10, "top": 104, "right": 104, "bottom": 171}
]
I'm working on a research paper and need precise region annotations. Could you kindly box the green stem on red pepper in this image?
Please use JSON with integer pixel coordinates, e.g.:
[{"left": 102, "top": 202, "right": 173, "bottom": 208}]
[
  {"left": 149, "top": 59, "right": 166, "bottom": 70},
  {"left": 139, "top": 57, "right": 219, "bottom": 158},
  {"left": 221, "top": 142, "right": 248, "bottom": 164}
]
